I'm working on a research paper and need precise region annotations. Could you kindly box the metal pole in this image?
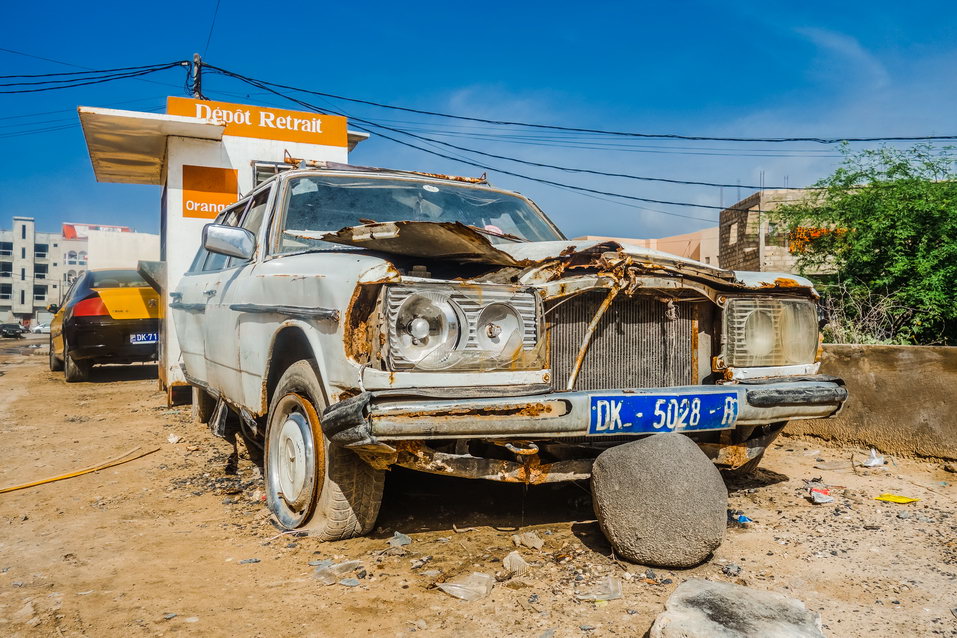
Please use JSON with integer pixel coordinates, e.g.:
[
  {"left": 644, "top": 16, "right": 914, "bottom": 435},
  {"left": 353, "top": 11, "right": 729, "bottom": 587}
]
[{"left": 192, "top": 53, "right": 203, "bottom": 99}]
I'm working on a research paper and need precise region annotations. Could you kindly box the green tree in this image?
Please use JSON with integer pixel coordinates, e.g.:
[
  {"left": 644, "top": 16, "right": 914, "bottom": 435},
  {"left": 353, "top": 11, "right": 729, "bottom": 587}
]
[{"left": 774, "top": 144, "right": 957, "bottom": 345}]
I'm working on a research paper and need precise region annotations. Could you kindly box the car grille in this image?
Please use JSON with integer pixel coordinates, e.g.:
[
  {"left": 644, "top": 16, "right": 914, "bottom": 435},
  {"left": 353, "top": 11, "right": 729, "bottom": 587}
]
[{"left": 547, "top": 291, "right": 698, "bottom": 392}]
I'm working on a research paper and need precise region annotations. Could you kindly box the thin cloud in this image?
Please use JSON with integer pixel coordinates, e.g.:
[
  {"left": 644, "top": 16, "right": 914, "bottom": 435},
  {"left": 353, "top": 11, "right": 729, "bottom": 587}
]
[{"left": 794, "top": 27, "right": 890, "bottom": 89}]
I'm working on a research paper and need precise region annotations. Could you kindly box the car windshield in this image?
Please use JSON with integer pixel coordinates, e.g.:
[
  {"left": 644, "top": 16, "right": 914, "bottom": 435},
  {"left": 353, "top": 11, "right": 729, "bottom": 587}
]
[
  {"left": 90, "top": 270, "right": 148, "bottom": 288},
  {"left": 278, "top": 175, "right": 564, "bottom": 253}
]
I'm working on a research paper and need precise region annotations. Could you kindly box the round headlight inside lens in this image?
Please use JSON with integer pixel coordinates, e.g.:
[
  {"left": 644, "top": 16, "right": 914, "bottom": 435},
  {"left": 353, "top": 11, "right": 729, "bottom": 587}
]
[
  {"left": 744, "top": 309, "right": 776, "bottom": 358},
  {"left": 394, "top": 292, "right": 462, "bottom": 366},
  {"left": 781, "top": 302, "right": 818, "bottom": 364},
  {"left": 476, "top": 303, "right": 525, "bottom": 359}
]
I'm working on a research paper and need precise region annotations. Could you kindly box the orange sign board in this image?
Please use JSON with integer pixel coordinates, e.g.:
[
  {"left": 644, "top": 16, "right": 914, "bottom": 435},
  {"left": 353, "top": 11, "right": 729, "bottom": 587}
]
[
  {"left": 182, "top": 165, "right": 238, "bottom": 219},
  {"left": 167, "top": 97, "right": 348, "bottom": 147}
]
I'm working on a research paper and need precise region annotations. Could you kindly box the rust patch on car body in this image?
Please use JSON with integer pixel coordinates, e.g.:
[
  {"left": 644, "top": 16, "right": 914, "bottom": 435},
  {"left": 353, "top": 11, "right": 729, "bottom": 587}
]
[{"left": 393, "top": 440, "right": 592, "bottom": 484}]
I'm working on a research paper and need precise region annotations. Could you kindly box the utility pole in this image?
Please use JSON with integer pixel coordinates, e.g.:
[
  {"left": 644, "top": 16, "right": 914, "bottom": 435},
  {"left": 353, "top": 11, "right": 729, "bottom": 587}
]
[{"left": 192, "top": 53, "right": 203, "bottom": 99}]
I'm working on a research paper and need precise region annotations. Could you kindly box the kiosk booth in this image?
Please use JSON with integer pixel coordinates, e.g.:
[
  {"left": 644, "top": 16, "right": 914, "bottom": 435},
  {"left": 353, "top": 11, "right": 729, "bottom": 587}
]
[{"left": 78, "top": 98, "right": 367, "bottom": 401}]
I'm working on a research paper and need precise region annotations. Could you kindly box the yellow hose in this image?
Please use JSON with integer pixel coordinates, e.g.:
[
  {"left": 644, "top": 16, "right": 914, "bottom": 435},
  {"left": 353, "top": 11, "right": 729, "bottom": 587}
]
[{"left": 0, "top": 446, "right": 160, "bottom": 494}]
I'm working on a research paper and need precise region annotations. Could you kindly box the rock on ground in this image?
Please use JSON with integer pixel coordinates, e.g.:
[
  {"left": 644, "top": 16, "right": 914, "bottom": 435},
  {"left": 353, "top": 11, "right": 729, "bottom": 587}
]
[
  {"left": 591, "top": 433, "right": 727, "bottom": 568},
  {"left": 649, "top": 579, "right": 824, "bottom": 638}
]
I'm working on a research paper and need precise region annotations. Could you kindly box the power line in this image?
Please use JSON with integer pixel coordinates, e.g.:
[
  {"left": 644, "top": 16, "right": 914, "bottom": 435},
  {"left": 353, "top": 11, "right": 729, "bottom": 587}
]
[
  {"left": 205, "top": 67, "right": 803, "bottom": 191},
  {"left": 0, "top": 62, "right": 188, "bottom": 94},
  {"left": 203, "top": 0, "right": 222, "bottom": 57},
  {"left": 208, "top": 70, "right": 726, "bottom": 220},
  {"left": 202, "top": 63, "right": 957, "bottom": 145},
  {"left": 0, "top": 62, "right": 182, "bottom": 80}
]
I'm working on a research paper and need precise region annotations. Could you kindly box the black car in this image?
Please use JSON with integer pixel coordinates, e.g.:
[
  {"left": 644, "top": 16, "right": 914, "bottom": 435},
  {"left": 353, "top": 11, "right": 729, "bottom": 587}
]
[
  {"left": 49, "top": 269, "right": 161, "bottom": 382},
  {"left": 0, "top": 323, "right": 24, "bottom": 339}
]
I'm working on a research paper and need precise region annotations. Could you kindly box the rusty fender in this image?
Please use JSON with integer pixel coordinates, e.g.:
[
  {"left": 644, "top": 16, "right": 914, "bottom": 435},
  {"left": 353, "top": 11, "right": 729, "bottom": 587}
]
[
  {"left": 393, "top": 441, "right": 592, "bottom": 484},
  {"left": 698, "top": 424, "right": 787, "bottom": 469}
]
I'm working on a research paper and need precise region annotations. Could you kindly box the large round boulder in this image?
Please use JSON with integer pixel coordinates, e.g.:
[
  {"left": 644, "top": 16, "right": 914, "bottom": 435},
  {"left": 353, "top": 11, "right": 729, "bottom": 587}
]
[{"left": 591, "top": 433, "right": 728, "bottom": 568}]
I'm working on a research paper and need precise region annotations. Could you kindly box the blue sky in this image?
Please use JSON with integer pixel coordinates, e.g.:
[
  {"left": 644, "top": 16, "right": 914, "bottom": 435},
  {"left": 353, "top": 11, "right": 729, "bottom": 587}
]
[{"left": 2, "top": 1, "right": 956, "bottom": 239}]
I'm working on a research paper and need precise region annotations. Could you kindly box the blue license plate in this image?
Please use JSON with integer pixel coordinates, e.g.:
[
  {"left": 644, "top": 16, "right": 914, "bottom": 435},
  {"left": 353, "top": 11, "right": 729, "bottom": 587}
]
[
  {"left": 589, "top": 393, "right": 739, "bottom": 435},
  {"left": 130, "top": 332, "right": 158, "bottom": 344}
]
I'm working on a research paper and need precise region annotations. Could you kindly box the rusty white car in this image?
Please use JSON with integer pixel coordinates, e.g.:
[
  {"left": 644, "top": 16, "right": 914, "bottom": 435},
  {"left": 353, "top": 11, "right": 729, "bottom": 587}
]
[{"left": 171, "top": 165, "right": 847, "bottom": 540}]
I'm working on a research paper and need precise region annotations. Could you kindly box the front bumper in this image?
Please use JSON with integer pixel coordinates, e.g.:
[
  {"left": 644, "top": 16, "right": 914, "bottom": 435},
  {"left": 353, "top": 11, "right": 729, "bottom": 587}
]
[{"left": 322, "top": 376, "right": 847, "bottom": 448}]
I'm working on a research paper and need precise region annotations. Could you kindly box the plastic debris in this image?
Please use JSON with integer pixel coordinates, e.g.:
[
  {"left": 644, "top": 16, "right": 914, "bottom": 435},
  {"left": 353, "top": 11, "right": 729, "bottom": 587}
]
[
  {"left": 511, "top": 531, "right": 544, "bottom": 550},
  {"left": 861, "top": 448, "right": 886, "bottom": 467},
  {"left": 339, "top": 578, "right": 360, "bottom": 587},
  {"left": 238, "top": 558, "right": 260, "bottom": 565},
  {"left": 502, "top": 550, "right": 530, "bottom": 577},
  {"left": 575, "top": 576, "right": 623, "bottom": 601},
  {"left": 388, "top": 531, "right": 412, "bottom": 547},
  {"left": 874, "top": 493, "right": 919, "bottom": 504},
  {"left": 727, "top": 509, "right": 753, "bottom": 527},
  {"left": 315, "top": 560, "right": 363, "bottom": 585},
  {"left": 308, "top": 559, "right": 333, "bottom": 568},
  {"left": 814, "top": 460, "right": 852, "bottom": 471},
  {"left": 805, "top": 481, "right": 835, "bottom": 504},
  {"left": 436, "top": 572, "right": 494, "bottom": 601},
  {"left": 166, "top": 433, "right": 182, "bottom": 444},
  {"left": 411, "top": 556, "right": 432, "bottom": 570}
]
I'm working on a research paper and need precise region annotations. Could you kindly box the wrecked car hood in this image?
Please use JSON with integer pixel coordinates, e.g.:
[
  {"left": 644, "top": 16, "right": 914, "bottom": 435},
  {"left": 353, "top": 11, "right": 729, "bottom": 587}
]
[{"left": 321, "top": 220, "right": 815, "bottom": 292}]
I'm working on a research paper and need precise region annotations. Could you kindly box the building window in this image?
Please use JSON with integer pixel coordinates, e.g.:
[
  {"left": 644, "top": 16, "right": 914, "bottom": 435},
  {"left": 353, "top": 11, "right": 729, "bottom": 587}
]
[
  {"left": 78, "top": 250, "right": 88, "bottom": 265},
  {"left": 34, "top": 243, "right": 48, "bottom": 258},
  {"left": 0, "top": 263, "right": 10, "bottom": 278},
  {"left": 19, "top": 290, "right": 24, "bottom": 305},
  {"left": 20, "top": 268, "right": 25, "bottom": 281},
  {"left": 66, "top": 269, "right": 77, "bottom": 284},
  {"left": 35, "top": 264, "right": 48, "bottom": 280},
  {"left": 21, "top": 225, "right": 26, "bottom": 240},
  {"left": 0, "top": 242, "right": 11, "bottom": 256},
  {"left": 33, "top": 285, "right": 47, "bottom": 301},
  {"left": 0, "top": 284, "right": 11, "bottom": 300},
  {"left": 20, "top": 247, "right": 25, "bottom": 259},
  {"left": 67, "top": 250, "right": 77, "bottom": 265}
]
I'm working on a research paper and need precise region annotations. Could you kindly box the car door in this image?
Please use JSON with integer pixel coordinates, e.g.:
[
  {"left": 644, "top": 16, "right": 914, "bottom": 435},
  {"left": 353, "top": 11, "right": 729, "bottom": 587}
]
[
  {"left": 50, "top": 276, "right": 80, "bottom": 359},
  {"left": 170, "top": 202, "right": 247, "bottom": 387},
  {"left": 203, "top": 185, "right": 274, "bottom": 399}
]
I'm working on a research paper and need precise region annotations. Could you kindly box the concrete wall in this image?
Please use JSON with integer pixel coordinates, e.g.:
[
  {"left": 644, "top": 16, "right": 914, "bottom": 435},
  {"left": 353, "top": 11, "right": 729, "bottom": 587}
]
[
  {"left": 787, "top": 345, "right": 957, "bottom": 460},
  {"left": 87, "top": 230, "right": 160, "bottom": 270}
]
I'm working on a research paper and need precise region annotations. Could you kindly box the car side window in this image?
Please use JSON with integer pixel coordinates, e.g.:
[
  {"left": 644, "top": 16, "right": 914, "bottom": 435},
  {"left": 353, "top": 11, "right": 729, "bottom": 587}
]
[
  {"left": 226, "top": 187, "right": 272, "bottom": 268},
  {"left": 201, "top": 204, "right": 247, "bottom": 272}
]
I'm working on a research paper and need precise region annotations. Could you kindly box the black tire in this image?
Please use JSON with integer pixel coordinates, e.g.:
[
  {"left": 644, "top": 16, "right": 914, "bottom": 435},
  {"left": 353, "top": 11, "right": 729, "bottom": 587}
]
[
  {"left": 191, "top": 386, "right": 216, "bottom": 424},
  {"left": 49, "top": 335, "right": 63, "bottom": 372},
  {"left": 264, "top": 360, "right": 383, "bottom": 540},
  {"left": 63, "top": 340, "right": 91, "bottom": 383}
]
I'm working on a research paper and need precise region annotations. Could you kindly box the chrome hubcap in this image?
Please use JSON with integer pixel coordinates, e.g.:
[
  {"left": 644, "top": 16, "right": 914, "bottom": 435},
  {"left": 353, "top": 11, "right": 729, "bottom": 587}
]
[{"left": 276, "top": 413, "right": 308, "bottom": 508}]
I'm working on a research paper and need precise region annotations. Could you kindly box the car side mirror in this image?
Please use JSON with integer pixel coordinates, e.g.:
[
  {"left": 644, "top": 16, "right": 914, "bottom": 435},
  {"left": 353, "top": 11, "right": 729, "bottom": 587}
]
[
  {"left": 46, "top": 303, "right": 59, "bottom": 313},
  {"left": 204, "top": 224, "right": 256, "bottom": 261}
]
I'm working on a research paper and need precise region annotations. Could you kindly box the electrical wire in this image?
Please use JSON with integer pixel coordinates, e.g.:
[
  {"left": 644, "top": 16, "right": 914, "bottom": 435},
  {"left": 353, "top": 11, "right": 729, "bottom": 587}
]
[
  {"left": 208, "top": 70, "right": 731, "bottom": 218},
  {"left": 202, "top": 63, "right": 957, "bottom": 145},
  {"left": 0, "top": 62, "right": 187, "bottom": 94},
  {"left": 203, "top": 0, "right": 222, "bottom": 57}
]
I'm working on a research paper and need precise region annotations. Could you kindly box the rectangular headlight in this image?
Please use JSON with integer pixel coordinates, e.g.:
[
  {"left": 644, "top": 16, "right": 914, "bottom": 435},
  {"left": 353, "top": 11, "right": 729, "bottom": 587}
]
[
  {"left": 723, "top": 297, "right": 818, "bottom": 368},
  {"left": 386, "top": 284, "right": 542, "bottom": 371}
]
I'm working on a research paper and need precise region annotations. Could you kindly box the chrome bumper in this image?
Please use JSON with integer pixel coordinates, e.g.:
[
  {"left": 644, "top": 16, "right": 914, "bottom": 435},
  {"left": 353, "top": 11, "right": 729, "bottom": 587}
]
[{"left": 322, "top": 377, "right": 847, "bottom": 448}]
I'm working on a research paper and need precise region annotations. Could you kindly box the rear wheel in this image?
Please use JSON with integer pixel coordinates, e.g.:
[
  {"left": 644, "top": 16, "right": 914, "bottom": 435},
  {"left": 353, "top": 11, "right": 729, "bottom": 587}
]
[
  {"left": 48, "top": 335, "right": 63, "bottom": 372},
  {"left": 63, "top": 340, "right": 91, "bottom": 383},
  {"left": 264, "top": 360, "right": 383, "bottom": 540}
]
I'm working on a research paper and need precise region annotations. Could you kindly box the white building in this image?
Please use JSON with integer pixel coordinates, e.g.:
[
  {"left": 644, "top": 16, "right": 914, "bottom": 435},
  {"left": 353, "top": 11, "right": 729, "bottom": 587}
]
[{"left": 0, "top": 217, "right": 148, "bottom": 324}]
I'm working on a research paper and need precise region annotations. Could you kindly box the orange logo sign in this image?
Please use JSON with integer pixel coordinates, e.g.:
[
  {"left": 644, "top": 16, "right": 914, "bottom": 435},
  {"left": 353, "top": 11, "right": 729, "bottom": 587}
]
[
  {"left": 182, "top": 165, "right": 238, "bottom": 219},
  {"left": 167, "top": 97, "right": 348, "bottom": 147}
]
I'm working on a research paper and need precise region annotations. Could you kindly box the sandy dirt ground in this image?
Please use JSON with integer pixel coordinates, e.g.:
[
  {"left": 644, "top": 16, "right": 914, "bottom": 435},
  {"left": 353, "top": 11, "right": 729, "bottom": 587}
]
[{"left": 0, "top": 335, "right": 955, "bottom": 637}]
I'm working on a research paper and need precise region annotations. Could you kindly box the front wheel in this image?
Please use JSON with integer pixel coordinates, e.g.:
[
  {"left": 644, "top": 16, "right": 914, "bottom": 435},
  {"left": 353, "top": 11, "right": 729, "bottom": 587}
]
[{"left": 264, "top": 360, "right": 383, "bottom": 540}]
